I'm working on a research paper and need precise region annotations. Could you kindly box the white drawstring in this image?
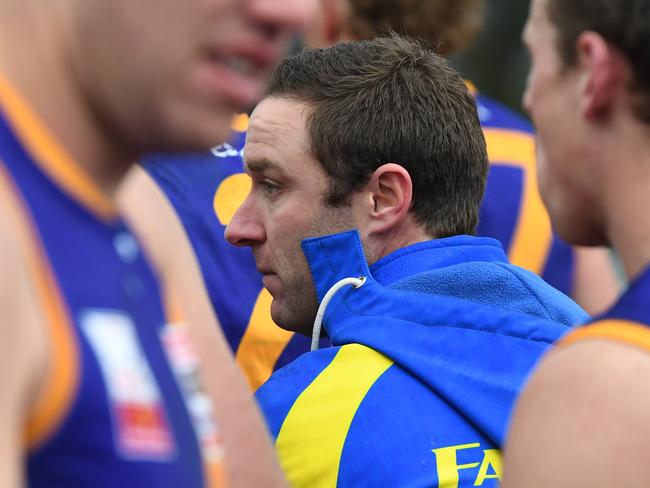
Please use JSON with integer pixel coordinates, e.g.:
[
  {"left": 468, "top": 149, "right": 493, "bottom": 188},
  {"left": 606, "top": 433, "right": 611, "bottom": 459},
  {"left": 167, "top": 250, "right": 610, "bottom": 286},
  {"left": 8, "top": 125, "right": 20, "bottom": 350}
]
[{"left": 311, "top": 276, "right": 367, "bottom": 351}]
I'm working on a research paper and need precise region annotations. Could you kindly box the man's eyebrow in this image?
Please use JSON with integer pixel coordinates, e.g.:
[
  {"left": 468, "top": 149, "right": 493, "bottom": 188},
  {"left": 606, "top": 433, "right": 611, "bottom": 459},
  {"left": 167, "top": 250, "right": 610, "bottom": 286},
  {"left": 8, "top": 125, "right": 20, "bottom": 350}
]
[{"left": 245, "top": 159, "right": 280, "bottom": 174}]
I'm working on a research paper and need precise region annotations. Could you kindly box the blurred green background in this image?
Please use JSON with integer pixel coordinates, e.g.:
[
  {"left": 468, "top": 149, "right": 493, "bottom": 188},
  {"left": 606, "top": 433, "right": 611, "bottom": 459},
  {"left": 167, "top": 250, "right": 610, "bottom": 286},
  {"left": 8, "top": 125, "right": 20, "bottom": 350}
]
[{"left": 452, "top": 0, "right": 531, "bottom": 115}]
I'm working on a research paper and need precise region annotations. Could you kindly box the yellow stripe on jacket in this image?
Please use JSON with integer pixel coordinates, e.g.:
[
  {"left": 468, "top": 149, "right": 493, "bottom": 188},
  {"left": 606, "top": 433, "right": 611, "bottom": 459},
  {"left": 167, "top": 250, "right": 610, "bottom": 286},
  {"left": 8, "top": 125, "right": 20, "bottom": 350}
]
[{"left": 276, "top": 344, "right": 393, "bottom": 487}]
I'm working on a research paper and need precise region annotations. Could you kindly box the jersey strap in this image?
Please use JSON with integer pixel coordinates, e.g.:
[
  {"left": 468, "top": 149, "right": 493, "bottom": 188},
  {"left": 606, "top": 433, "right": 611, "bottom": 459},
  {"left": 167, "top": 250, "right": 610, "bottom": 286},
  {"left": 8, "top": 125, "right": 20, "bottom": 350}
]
[
  {"left": 0, "top": 161, "right": 80, "bottom": 451},
  {"left": 560, "top": 319, "right": 650, "bottom": 353},
  {"left": 0, "top": 74, "right": 116, "bottom": 220},
  {"left": 483, "top": 128, "right": 552, "bottom": 275}
]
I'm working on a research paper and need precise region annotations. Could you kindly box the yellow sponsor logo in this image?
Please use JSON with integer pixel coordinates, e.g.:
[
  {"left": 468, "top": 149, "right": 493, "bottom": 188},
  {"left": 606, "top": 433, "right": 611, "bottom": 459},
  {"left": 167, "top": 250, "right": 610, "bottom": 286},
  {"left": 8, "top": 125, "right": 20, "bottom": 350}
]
[{"left": 432, "top": 443, "right": 501, "bottom": 487}]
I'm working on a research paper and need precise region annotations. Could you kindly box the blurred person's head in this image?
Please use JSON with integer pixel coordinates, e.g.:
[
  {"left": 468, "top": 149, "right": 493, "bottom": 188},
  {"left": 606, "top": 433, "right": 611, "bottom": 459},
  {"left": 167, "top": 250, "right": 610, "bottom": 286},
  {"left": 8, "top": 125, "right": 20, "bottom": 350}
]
[
  {"left": 346, "top": 0, "right": 485, "bottom": 54},
  {"left": 0, "top": 0, "right": 316, "bottom": 155},
  {"left": 304, "top": 0, "right": 485, "bottom": 54},
  {"left": 522, "top": 0, "right": 650, "bottom": 246},
  {"left": 226, "top": 36, "right": 487, "bottom": 333}
]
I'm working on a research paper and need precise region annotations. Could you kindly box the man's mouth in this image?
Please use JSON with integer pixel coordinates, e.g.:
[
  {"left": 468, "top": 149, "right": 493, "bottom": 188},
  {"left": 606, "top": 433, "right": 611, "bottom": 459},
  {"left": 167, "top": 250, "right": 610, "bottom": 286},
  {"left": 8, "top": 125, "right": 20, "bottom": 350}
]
[
  {"left": 198, "top": 43, "right": 280, "bottom": 109},
  {"left": 208, "top": 52, "right": 265, "bottom": 78},
  {"left": 217, "top": 54, "right": 262, "bottom": 77}
]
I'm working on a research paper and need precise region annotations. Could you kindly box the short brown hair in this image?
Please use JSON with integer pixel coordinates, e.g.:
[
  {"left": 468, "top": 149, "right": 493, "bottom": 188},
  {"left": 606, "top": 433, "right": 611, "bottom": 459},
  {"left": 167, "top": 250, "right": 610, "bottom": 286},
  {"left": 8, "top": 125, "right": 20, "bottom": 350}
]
[
  {"left": 345, "top": 0, "right": 485, "bottom": 56},
  {"left": 267, "top": 35, "right": 488, "bottom": 237},
  {"left": 548, "top": 0, "right": 650, "bottom": 122}
]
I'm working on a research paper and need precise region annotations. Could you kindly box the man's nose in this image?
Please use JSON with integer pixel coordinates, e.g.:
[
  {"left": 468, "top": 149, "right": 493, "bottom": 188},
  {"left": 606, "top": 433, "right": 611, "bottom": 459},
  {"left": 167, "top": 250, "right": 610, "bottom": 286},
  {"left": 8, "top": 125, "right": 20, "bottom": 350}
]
[
  {"left": 246, "top": 0, "right": 317, "bottom": 33},
  {"left": 225, "top": 199, "right": 265, "bottom": 247}
]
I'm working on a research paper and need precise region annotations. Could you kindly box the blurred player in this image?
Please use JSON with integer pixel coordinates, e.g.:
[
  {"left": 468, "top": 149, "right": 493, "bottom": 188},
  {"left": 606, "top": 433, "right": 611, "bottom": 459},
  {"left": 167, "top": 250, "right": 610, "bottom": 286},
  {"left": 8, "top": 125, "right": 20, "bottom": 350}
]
[
  {"left": 0, "top": 0, "right": 313, "bottom": 486},
  {"left": 502, "top": 0, "right": 650, "bottom": 486}
]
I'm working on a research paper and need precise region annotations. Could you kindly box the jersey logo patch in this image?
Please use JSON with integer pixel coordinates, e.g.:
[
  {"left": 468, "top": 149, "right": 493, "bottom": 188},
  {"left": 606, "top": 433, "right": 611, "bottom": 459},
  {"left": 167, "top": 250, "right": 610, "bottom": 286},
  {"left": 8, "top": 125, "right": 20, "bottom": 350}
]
[
  {"left": 160, "top": 324, "right": 225, "bottom": 465},
  {"left": 81, "top": 309, "right": 176, "bottom": 461},
  {"left": 432, "top": 442, "right": 501, "bottom": 487}
]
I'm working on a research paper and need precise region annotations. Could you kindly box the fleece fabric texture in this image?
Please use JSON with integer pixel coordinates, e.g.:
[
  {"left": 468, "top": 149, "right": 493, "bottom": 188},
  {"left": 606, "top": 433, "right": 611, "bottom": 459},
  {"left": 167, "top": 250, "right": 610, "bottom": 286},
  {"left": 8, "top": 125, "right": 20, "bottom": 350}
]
[
  {"left": 256, "top": 231, "right": 587, "bottom": 488},
  {"left": 373, "top": 235, "right": 585, "bottom": 327}
]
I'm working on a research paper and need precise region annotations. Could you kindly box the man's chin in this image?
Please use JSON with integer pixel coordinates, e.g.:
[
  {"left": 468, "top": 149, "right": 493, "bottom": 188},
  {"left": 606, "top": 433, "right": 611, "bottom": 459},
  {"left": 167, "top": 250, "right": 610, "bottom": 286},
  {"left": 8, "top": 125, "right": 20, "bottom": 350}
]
[
  {"left": 270, "top": 301, "right": 314, "bottom": 337},
  {"left": 262, "top": 273, "right": 282, "bottom": 294}
]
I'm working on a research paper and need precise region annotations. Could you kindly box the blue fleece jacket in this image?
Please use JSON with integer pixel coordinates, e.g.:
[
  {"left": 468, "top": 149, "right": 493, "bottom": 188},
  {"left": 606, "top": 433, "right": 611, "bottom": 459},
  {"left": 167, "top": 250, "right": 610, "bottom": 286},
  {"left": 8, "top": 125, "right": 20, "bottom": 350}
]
[{"left": 257, "top": 231, "right": 587, "bottom": 488}]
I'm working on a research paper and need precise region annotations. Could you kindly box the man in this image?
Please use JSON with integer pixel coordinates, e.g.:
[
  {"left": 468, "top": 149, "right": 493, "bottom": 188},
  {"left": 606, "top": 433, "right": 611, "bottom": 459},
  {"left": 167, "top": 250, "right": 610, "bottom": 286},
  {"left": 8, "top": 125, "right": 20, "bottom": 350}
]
[
  {"left": 0, "top": 0, "right": 313, "bottom": 486},
  {"left": 140, "top": 0, "right": 617, "bottom": 396},
  {"left": 225, "top": 36, "right": 587, "bottom": 487},
  {"left": 502, "top": 1, "right": 650, "bottom": 486}
]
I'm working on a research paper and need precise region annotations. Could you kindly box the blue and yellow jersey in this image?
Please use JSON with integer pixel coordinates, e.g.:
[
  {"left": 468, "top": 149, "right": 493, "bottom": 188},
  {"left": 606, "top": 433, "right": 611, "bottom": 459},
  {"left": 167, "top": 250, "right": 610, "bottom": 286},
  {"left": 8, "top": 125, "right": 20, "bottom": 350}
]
[
  {"left": 0, "top": 75, "right": 224, "bottom": 487},
  {"left": 559, "top": 267, "right": 650, "bottom": 351},
  {"left": 257, "top": 230, "right": 582, "bottom": 487},
  {"left": 473, "top": 89, "right": 574, "bottom": 294},
  {"left": 144, "top": 116, "right": 317, "bottom": 391}
]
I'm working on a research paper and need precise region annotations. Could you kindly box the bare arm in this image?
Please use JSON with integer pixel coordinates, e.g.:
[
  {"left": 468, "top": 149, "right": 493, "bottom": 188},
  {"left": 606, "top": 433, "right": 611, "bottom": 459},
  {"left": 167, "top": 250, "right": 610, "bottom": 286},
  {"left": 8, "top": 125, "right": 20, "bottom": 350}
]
[
  {"left": 503, "top": 340, "right": 650, "bottom": 487},
  {"left": 118, "top": 165, "right": 286, "bottom": 487},
  {"left": 0, "top": 208, "right": 49, "bottom": 487},
  {"left": 573, "top": 247, "right": 621, "bottom": 316}
]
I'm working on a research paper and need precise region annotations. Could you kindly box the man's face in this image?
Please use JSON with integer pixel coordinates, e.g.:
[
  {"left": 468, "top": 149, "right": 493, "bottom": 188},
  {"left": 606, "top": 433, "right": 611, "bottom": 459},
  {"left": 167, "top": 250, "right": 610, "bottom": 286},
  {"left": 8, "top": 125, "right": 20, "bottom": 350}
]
[
  {"left": 72, "top": 0, "right": 315, "bottom": 152},
  {"left": 522, "top": 0, "right": 601, "bottom": 244},
  {"left": 225, "top": 97, "right": 359, "bottom": 334}
]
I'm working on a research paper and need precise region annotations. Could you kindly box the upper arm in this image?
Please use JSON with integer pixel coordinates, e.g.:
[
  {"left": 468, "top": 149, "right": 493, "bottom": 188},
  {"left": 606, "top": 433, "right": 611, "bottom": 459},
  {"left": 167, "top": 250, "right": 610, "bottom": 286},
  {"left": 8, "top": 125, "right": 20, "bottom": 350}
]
[
  {"left": 0, "top": 209, "right": 48, "bottom": 487},
  {"left": 503, "top": 340, "right": 650, "bottom": 487},
  {"left": 118, "top": 165, "right": 287, "bottom": 487},
  {"left": 572, "top": 246, "right": 621, "bottom": 316}
]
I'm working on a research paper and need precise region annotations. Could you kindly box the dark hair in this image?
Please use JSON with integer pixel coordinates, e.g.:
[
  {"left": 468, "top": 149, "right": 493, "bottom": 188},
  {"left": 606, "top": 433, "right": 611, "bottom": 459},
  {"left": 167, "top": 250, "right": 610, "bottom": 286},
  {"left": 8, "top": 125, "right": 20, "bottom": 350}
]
[
  {"left": 268, "top": 35, "right": 488, "bottom": 237},
  {"left": 346, "top": 0, "right": 485, "bottom": 56},
  {"left": 548, "top": 0, "right": 650, "bottom": 122}
]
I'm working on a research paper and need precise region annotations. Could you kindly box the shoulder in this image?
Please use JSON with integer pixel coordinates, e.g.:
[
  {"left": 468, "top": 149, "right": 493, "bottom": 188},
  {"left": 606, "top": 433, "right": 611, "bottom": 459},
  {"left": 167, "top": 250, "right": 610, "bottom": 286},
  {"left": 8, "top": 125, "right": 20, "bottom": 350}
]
[
  {"left": 258, "top": 344, "right": 392, "bottom": 402},
  {"left": 504, "top": 335, "right": 650, "bottom": 487},
  {"left": 261, "top": 345, "right": 402, "bottom": 487},
  {"left": 496, "top": 262, "right": 588, "bottom": 325},
  {"left": 256, "top": 344, "right": 395, "bottom": 439},
  {"left": 256, "top": 346, "right": 342, "bottom": 438}
]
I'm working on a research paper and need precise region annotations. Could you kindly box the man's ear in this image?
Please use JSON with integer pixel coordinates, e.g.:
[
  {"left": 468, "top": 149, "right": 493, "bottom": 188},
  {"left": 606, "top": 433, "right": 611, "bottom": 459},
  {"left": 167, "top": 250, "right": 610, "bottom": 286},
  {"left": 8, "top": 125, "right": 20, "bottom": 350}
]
[
  {"left": 577, "top": 31, "right": 631, "bottom": 119},
  {"left": 362, "top": 163, "right": 413, "bottom": 236},
  {"left": 320, "top": 0, "right": 350, "bottom": 45}
]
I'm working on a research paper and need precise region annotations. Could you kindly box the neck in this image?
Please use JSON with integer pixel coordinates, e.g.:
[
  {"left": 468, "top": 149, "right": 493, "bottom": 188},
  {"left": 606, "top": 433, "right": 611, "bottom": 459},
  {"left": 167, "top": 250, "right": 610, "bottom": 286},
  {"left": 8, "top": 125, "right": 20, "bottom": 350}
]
[
  {"left": 0, "top": 3, "right": 134, "bottom": 199},
  {"left": 365, "top": 219, "right": 433, "bottom": 265},
  {"left": 600, "top": 118, "right": 650, "bottom": 281},
  {"left": 606, "top": 187, "right": 650, "bottom": 282}
]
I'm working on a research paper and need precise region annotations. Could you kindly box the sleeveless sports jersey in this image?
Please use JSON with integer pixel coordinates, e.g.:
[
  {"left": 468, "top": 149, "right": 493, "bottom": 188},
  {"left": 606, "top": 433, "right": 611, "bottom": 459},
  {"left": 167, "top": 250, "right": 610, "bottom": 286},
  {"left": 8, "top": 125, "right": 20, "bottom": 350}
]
[
  {"left": 144, "top": 87, "right": 575, "bottom": 391},
  {"left": 559, "top": 266, "right": 650, "bottom": 351},
  {"left": 474, "top": 89, "right": 574, "bottom": 294},
  {"left": 0, "top": 76, "right": 223, "bottom": 487}
]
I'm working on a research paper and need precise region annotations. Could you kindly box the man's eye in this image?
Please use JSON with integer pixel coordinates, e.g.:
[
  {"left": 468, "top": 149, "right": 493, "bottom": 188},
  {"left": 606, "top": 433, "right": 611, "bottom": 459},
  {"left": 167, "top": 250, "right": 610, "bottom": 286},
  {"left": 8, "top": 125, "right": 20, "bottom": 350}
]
[{"left": 262, "top": 180, "right": 280, "bottom": 196}]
